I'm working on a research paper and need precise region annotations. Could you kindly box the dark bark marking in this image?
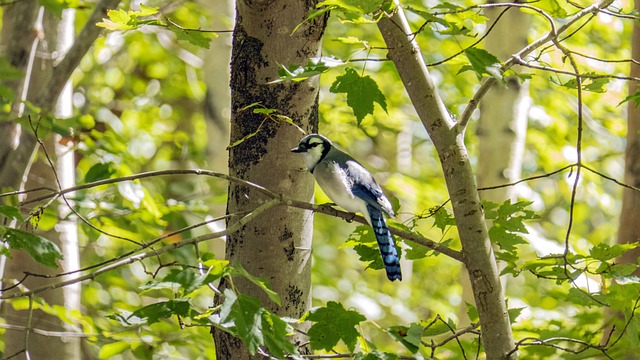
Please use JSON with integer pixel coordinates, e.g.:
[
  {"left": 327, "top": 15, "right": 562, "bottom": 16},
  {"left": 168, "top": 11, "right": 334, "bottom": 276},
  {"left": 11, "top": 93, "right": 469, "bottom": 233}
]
[{"left": 471, "top": 269, "right": 494, "bottom": 312}]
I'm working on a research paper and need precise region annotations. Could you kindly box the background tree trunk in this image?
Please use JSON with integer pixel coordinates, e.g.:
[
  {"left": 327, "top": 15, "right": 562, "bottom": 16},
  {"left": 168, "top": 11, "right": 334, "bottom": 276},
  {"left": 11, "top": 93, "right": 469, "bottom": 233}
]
[
  {"left": 212, "top": 0, "right": 326, "bottom": 358},
  {"left": 201, "top": 0, "right": 233, "bottom": 260},
  {"left": 618, "top": 0, "right": 640, "bottom": 270},
  {"left": 1, "top": 4, "right": 80, "bottom": 359},
  {"left": 459, "top": 3, "right": 531, "bottom": 323},
  {"left": 378, "top": 7, "right": 516, "bottom": 359}
]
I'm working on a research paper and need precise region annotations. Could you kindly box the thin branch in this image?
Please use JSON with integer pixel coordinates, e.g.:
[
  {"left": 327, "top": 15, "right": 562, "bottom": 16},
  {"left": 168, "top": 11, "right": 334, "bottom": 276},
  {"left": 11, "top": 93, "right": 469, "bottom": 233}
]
[
  {"left": 582, "top": 165, "right": 640, "bottom": 193},
  {"left": 17, "top": 168, "right": 277, "bottom": 206},
  {"left": 570, "top": 50, "right": 640, "bottom": 66},
  {"left": 3, "top": 168, "right": 464, "bottom": 263},
  {"left": 164, "top": 17, "right": 233, "bottom": 33},
  {"left": 423, "top": 6, "right": 511, "bottom": 67},
  {"left": 20, "top": 213, "right": 238, "bottom": 280},
  {"left": 28, "top": 116, "right": 142, "bottom": 245},
  {"left": 0, "top": 322, "right": 141, "bottom": 340},
  {"left": 0, "top": 198, "right": 280, "bottom": 300},
  {"left": 455, "top": 0, "right": 615, "bottom": 132},
  {"left": 285, "top": 199, "right": 464, "bottom": 262},
  {"left": 477, "top": 164, "right": 576, "bottom": 192},
  {"left": 511, "top": 57, "right": 640, "bottom": 82}
]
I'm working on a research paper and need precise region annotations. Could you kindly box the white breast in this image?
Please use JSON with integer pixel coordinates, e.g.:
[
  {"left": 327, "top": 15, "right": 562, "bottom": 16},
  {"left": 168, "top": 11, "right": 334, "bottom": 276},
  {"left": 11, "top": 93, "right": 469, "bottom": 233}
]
[{"left": 313, "top": 160, "right": 369, "bottom": 217}]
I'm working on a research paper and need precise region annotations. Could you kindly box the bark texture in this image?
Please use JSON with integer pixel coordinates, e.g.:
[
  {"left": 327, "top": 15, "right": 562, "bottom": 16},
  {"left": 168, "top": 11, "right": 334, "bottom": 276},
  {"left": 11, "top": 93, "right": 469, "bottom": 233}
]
[
  {"left": 378, "top": 8, "right": 516, "bottom": 360},
  {"left": 212, "top": 0, "right": 326, "bottom": 358},
  {"left": 460, "top": 3, "right": 532, "bottom": 322}
]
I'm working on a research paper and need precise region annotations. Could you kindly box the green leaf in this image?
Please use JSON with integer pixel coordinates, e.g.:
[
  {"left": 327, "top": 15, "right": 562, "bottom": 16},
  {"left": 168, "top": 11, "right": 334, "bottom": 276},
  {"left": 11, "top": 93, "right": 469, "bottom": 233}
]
[
  {"left": 130, "top": 299, "right": 191, "bottom": 325},
  {"left": 422, "top": 318, "right": 452, "bottom": 337},
  {"left": 559, "top": 75, "right": 609, "bottom": 93},
  {"left": 96, "top": 6, "right": 161, "bottom": 31},
  {"left": 462, "top": 48, "right": 502, "bottom": 80},
  {"left": 536, "top": 0, "right": 569, "bottom": 18},
  {"left": 387, "top": 322, "right": 422, "bottom": 353},
  {"left": 219, "top": 289, "right": 264, "bottom": 355},
  {"left": 432, "top": 206, "right": 455, "bottom": 232},
  {"left": 108, "top": 310, "right": 147, "bottom": 326},
  {"left": 508, "top": 307, "right": 524, "bottom": 324},
  {"left": 405, "top": 6, "right": 450, "bottom": 27},
  {"left": 330, "top": 68, "right": 387, "bottom": 124},
  {"left": 138, "top": 4, "right": 159, "bottom": 16},
  {"left": 99, "top": 341, "right": 131, "bottom": 359},
  {"left": 0, "top": 57, "right": 23, "bottom": 80},
  {"left": 233, "top": 264, "right": 281, "bottom": 305},
  {"left": 334, "top": 36, "right": 369, "bottom": 46},
  {"left": 354, "top": 243, "right": 384, "bottom": 270},
  {"left": 565, "top": 288, "right": 606, "bottom": 307},
  {"left": 315, "top": 0, "right": 386, "bottom": 23},
  {"left": 344, "top": 225, "right": 402, "bottom": 273},
  {"left": 261, "top": 311, "right": 297, "bottom": 358},
  {"left": 84, "top": 162, "right": 116, "bottom": 183},
  {"left": 619, "top": 89, "right": 640, "bottom": 107},
  {"left": 274, "top": 56, "right": 344, "bottom": 83},
  {"left": 402, "top": 240, "right": 429, "bottom": 260},
  {"left": 0, "top": 205, "right": 23, "bottom": 222},
  {"left": 306, "top": 301, "right": 366, "bottom": 352},
  {"left": 97, "top": 9, "right": 136, "bottom": 31},
  {"left": 487, "top": 200, "right": 536, "bottom": 252},
  {"left": 0, "top": 227, "right": 63, "bottom": 268},
  {"left": 37, "top": 0, "right": 69, "bottom": 17},
  {"left": 589, "top": 243, "right": 637, "bottom": 262},
  {"left": 466, "top": 303, "right": 479, "bottom": 323},
  {"left": 168, "top": 23, "right": 215, "bottom": 49}
]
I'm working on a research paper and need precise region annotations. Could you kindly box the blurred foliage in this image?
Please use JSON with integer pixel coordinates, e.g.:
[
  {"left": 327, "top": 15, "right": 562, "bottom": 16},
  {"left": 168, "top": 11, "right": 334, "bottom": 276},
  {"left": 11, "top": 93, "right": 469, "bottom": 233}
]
[{"left": 1, "top": 0, "right": 639, "bottom": 358}]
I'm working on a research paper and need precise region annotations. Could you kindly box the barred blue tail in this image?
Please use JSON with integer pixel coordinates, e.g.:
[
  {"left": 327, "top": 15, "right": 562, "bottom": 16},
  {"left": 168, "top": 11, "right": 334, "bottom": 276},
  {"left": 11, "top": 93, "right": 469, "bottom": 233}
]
[{"left": 366, "top": 204, "right": 402, "bottom": 281}]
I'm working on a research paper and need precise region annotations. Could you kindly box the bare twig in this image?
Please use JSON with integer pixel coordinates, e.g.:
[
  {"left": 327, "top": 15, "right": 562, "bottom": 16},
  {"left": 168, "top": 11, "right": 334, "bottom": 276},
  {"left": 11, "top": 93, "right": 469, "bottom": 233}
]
[
  {"left": 0, "top": 198, "right": 280, "bottom": 300},
  {"left": 455, "top": 0, "right": 615, "bottom": 132}
]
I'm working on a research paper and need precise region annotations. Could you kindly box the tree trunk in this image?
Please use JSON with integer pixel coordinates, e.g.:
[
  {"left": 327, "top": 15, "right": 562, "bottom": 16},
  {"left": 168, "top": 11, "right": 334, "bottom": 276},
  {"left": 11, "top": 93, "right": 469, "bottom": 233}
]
[
  {"left": 212, "top": 1, "right": 326, "bottom": 358},
  {"left": 618, "top": 0, "right": 640, "bottom": 270},
  {"left": 477, "top": 5, "right": 530, "bottom": 203},
  {"left": 460, "top": 3, "right": 531, "bottom": 323},
  {"left": 0, "top": 1, "right": 115, "bottom": 358},
  {"left": 378, "top": 7, "right": 516, "bottom": 360}
]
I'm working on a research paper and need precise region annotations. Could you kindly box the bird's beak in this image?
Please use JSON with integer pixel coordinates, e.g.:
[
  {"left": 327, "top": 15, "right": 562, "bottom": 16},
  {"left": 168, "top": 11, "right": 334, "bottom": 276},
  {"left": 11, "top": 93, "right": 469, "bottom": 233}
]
[{"left": 291, "top": 146, "right": 303, "bottom": 153}]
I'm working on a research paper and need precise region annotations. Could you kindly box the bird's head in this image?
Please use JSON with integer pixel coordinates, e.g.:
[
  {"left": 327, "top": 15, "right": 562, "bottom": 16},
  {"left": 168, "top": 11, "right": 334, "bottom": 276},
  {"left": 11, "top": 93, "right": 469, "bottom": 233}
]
[{"left": 291, "top": 134, "right": 332, "bottom": 172}]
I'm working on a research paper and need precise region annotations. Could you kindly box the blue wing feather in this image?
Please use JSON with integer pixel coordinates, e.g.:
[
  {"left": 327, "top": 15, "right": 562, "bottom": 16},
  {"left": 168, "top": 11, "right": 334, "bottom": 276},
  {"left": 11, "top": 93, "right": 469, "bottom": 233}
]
[{"left": 346, "top": 160, "right": 394, "bottom": 217}]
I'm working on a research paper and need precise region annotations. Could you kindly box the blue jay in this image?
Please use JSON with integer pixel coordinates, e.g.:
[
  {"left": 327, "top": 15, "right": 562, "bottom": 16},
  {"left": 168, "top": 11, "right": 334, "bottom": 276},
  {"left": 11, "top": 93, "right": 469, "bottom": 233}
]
[{"left": 291, "top": 134, "right": 402, "bottom": 281}]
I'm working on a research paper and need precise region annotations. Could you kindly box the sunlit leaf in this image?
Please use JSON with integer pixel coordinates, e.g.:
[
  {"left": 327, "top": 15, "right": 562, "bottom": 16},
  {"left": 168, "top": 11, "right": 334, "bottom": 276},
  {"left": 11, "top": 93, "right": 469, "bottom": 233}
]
[
  {"left": 461, "top": 48, "right": 502, "bottom": 80},
  {"left": 274, "top": 56, "right": 344, "bottom": 83},
  {"left": 590, "top": 243, "right": 638, "bottom": 262},
  {"left": 99, "top": 341, "right": 131, "bottom": 359}
]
